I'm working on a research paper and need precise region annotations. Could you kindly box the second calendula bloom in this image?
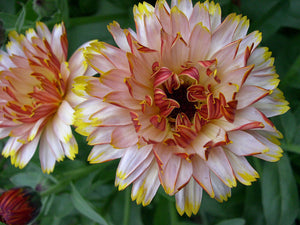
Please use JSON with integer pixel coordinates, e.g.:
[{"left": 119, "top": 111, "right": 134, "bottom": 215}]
[
  {"left": 0, "top": 22, "right": 94, "bottom": 173},
  {"left": 74, "top": 0, "right": 289, "bottom": 216}
]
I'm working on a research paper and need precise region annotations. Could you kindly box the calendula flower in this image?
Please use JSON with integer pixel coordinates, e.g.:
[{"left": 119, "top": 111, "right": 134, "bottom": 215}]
[
  {"left": 0, "top": 187, "right": 41, "bottom": 225},
  {"left": 0, "top": 22, "right": 94, "bottom": 173},
  {"left": 74, "top": 0, "right": 289, "bottom": 216}
]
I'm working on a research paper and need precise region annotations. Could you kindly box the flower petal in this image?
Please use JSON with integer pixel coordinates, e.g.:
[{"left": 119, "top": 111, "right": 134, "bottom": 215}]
[
  {"left": 206, "top": 147, "right": 236, "bottom": 188},
  {"left": 224, "top": 149, "right": 259, "bottom": 185},
  {"left": 192, "top": 155, "right": 214, "bottom": 197},
  {"left": 11, "top": 133, "right": 40, "bottom": 169},
  {"left": 171, "top": 5, "right": 190, "bottom": 42},
  {"left": 108, "top": 21, "right": 131, "bottom": 52},
  {"left": 253, "top": 89, "right": 289, "bottom": 117},
  {"left": 188, "top": 22, "right": 211, "bottom": 61},
  {"left": 131, "top": 160, "right": 160, "bottom": 206},
  {"left": 210, "top": 171, "right": 231, "bottom": 202},
  {"left": 88, "top": 144, "right": 124, "bottom": 163},
  {"left": 226, "top": 130, "right": 268, "bottom": 156},
  {"left": 236, "top": 85, "right": 270, "bottom": 109},
  {"left": 116, "top": 145, "right": 153, "bottom": 181},
  {"left": 171, "top": 0, "right": 193, "bottom": 19},
  {"left": 249, "top": 131, "right": 283, "bottom": 162},
  {"left": 39, "top": 134, "right": 57, "bottom": 174},
  {"left": 2, "top": 137, "right": 23, "bottom": 158},
  {"left": 175, "top": 178, "right": 202, "bottom": 217},
  {"left": 159, "top": 154, "right": 192, "bottom": 195},
  {"left": 203, "top": 1, "right": 221, "bottom": 31},
  {"left": 116, "top": 152, "right": 154, "bottom": 191},
  {"left": 111, "top": 125, "right": 139, "bottom": 148}
]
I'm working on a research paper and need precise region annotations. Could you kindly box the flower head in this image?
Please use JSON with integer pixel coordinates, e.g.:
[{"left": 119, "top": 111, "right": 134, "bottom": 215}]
[
  {"left": 74, "top": 0, "right": 289, "bottom": 216},
  {"left": 0, "top": 22, "right": 94, "bottom": 173},
  {"left": 0, "top": 187, "right": 41, "bottom": 225}
]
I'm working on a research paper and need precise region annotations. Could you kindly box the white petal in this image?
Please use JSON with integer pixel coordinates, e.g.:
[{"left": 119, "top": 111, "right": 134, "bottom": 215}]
[
  {"left": 6, "top": 31, "right": 26, "bottom": 57},
  {"left": 2, "top": 137, "right": 23, "bottom": 157},
  {"left": 108, "top": 21, "right": 131, "bottom": 52},
  {"left": 203, "top": 1, "right": 221, "bottom": 32},
  {"left": 57, "top": 100, "right": 74, "bottom": 125},
  {"left": 116, "top": 152, "right": 154, "bottom": 191},
  {"left": 155, "top": 0, "right": 172, "bottom": 34},
  {"left": 117, "top": 144, "right": 153, "bottom": 180},
  {"left": 189, "top": 2, "right": 210, "bottom": 29},
  {"left": 224, "top": 150, "right": 259, "bottom": 185},
  {"left": 206, "top": 147, "right": 236, "bottom": 188},
  {"left": 171, "top": 6, "right": 190, "bottom": 42},
  {"left": 87, "top": 126, "right": 114, "bottom": 145},
  {"left": 131, "top": 160, "right": 160, "bottom": 206},
  {"left": 91, "top": 104, "right": 132, "bottom": 126},
  {"left": 226, "top": 130, "right": 268, "bottom": 156},
  {"left": 159, "top": 154, "right": 181, "bottom": 194},
  {"left": 36, "top": 22, "right": 51, "bottom": 43},
  {"left": 52, "top": 113, "right": 73, "bottom": 143},
  {"left": 134, "top": 2, "right": 161, "bottom": 49},
  {"left": 61, "top": 135, "right": 78, "bottom": 160},
  {"left": 0, "top": 127, "right": 14, "bottom": 139},
  {"left": 232, "top": 16, "right": 249, "bottom": 41},
  {"left": 51, "top": 23, "right": 66, "bottom": 62},
  {"left": 171, "top": 0, "right": 193, "bottom": 19},
  {"left": 88, "top": 144, "right": 124, "bottom": 163},
  {"left": 175, "top": 178, "right": 202, "bottom": 216},
  {"left": 248, "top": 131, "right": 283, "bottom": 162},
  {"left": 253, "top": 89, "right": 289, "bottom": 117},
  {"left": 39, "top": 134, "right": 57, "bottom": 173},
  {"left": 28, "top": 117, "right": 46, "bottom": 141},
  {"left": 192, "top": 155, "right": 214, "bottom": 197},
  {"left": 11, "top": 133, "right": 40, "bottom": 169},
  {"left": 111, "top": 125, "right": 139, "bottom": 148},
  {"left": 46, "top": 125, "right": 65, "bottom": 160},
  {"left": 69, "top": 41, "right": 97, "bottom": 80},
  {"left": 210, "top": 171, "right": 231, "bottom": 202},
  {"left": 188, "top": 22, "right": 211, "bottom": 61}
]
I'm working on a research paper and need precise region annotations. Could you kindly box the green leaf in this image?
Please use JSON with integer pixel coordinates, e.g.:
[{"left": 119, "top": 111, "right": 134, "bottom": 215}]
[
  {"left": 56, "top": 0, "right": 69, "bottom": 25},
  {"left": 215, "top": 218, "right": 245, "bottom": 225},
  {"left": 15, "top": 4, "right": 26, "bottom": 33},
  {"left": 0, "top": 0, "right": 15, "bottom": 14},
  {"left": 281, "top": 54, "right": 300, "bottom": 89},
  {"left": 280, "top": 111, "right": 297, "bottom": 144},
  {"left": 70, "top": 183, "right": 108, "bottom": 225},
  {"left": 261, "top": 154, "right": 299, "bottom": 225},
  {"left": 243, "top": 183, "right": 265, "bottom": 225},
  {"left": 10, "top": 171, "right": 44, "bottom": 187},
  {"left": 289, "top": 0, "right": 300, "bottom": 18},
  {"left": 153, "top": 196, "right": 172, "bottom": 225},
  {"left": 281, "top": 144, "right": 300, "bottom": 154},
  {"left": 0, "top": 12, "right": 17, "bottom": 31}
]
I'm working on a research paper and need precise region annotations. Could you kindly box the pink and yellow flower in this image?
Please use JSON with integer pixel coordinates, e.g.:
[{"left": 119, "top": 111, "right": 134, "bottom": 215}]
[
  {"left": 0, "top": 22, "right": 94, "bottom": 173},
  {"left": 74, "top": 0, "right": 289, "bottom": 216}
]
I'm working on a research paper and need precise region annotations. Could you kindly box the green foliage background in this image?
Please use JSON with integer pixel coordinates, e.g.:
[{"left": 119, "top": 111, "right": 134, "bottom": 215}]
[{"left": 0, "top": 0, "right": 299, "bottom": 224}]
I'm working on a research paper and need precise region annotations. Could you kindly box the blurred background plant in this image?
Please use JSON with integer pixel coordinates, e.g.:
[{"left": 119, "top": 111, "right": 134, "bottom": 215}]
[{"left": 0, "top": 0, "right": 299, "bottom": 224}]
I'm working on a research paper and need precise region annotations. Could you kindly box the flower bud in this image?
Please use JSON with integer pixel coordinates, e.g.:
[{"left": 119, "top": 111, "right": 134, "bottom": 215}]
[
  {"left": 33, "top": 0, "right": 57, "bottom": 18},
  {"left": 0, "top": 187, "right": 41, "bottom": 225}
]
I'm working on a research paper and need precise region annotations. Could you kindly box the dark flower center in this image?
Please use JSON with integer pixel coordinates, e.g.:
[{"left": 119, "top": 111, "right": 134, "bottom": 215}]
[{"left": 166, "top": 83, "right": 197, "bottom": 121}]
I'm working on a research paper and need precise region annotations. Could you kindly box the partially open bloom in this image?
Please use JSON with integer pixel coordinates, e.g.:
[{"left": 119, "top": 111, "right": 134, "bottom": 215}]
[
  {"left": 74, "top": 0, "right": 289, "bottom": 216},
  {"left": 0, "top": 22, "right": 94, "bottom": 173},
  {"left": 0, "top": 187, "right": 41, "bottom": 225}
]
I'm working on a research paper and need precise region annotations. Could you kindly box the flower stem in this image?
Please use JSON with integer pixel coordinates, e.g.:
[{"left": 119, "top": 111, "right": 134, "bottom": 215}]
[
  {"left": 40, "top": 164, "right": 105, "bottom": 197},
  {"left": 123, "top": 188, "right": 131, "bottom": 225}
]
